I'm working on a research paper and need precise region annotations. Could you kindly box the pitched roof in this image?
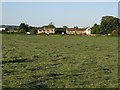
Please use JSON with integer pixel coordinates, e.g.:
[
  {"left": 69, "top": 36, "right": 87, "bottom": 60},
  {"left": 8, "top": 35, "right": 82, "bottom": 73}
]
[
  {"left": 67, "top": 28, "right": 86, "bottom": 31},
  {"left": 42, "top": 25, "right": 55, "bottom": 28}
]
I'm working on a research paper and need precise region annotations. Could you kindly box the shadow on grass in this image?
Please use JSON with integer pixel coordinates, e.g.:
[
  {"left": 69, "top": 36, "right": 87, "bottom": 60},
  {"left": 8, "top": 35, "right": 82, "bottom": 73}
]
[
  {"left": 2, "top": 58, "right": 33, "bottom": 64},
  {"left": 26, "top": 80, "right": 48, "bottom": 90}
]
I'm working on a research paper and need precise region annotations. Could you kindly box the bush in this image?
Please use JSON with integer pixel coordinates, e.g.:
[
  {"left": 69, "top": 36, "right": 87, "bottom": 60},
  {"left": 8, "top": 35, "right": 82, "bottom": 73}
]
[
  {"left": 112, "top": 30, "right": 120, "bottom": 36},
  {"left": 19, "top": 29, "right": 26, "bottom": 34}
]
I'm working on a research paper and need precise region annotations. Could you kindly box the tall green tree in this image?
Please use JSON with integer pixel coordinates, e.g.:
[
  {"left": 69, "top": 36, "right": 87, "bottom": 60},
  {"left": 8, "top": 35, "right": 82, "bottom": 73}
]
[
  {"left": 100, "top": 16, "right": 119, "bottom": 34},
  {"left": 91, "top": 24, "right": 100, "bottom": 34},
  {"left": 18, "top": 23, "right": 28, "bottom": 33},
  {"left": 19, "top": 23, "right": 26, "bottom": 30},
  {"left": 91, "top": 16, "right": 120, "bottom": 34}
]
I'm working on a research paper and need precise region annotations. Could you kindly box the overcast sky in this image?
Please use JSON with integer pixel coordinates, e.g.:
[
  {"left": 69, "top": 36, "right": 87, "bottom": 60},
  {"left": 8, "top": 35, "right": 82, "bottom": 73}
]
[{"left": 2, "top": 2, "right": 118, "bottom": 27}]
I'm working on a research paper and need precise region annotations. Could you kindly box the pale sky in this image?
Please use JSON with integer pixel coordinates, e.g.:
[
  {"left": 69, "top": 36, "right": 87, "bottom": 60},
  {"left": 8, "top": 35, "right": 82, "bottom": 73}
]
[{"left": 2, "top": 2, "right": 118, "bottom": 27}]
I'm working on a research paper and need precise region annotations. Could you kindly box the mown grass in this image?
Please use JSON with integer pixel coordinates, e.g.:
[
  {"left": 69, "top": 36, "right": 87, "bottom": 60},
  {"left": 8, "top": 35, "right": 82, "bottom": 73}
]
[{"left": 2, "top": 34, "right": 118, "bottom": 88}]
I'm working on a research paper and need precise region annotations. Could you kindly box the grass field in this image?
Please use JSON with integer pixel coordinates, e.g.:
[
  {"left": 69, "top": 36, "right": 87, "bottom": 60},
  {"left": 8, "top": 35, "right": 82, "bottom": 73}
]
[{"left": 2, "top": 34, "right": 118, "bottom": 88}]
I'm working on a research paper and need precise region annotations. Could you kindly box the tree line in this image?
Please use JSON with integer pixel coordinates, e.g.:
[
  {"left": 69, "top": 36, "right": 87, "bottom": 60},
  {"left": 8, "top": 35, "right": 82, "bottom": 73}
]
[
  {"left": 2, "top": 16, "right": 120, "bottom": 36},
  {"left": 18, "top": 23, "right": 37, "bottom": 34},
  {"left": 91, "top": 16, "right": 120, "bottom": 36}
]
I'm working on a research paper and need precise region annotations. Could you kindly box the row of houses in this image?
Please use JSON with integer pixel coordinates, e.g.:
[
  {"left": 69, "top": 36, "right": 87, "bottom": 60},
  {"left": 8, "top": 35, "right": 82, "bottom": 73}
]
[
  {"left": 0, "top": 24, "right": 92, "bottom": 35},
  {"left": 0, "top": 25, "right": 19, "bottom": 33},
  {"left": 37, "top": 26, "right": 91, "bottom": 35}
]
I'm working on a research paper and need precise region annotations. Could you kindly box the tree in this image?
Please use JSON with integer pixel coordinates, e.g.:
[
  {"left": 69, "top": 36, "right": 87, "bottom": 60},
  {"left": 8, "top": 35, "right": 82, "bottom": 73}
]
[
  {"left": 48, "top": 22, "right": 55, "bottom": 28},
  {"left": 25, "top": 24, "right": 29, "bottom": 32},
  {"left": 8, "top": 26, "right": 12, "bottom": 30},
  {"left": 91, "top": 16, "right": 120, "bottom": 34},
  {"left": 63, "top": 26, "right": 68, "bottom": 29},
  {"left": 19, "top": 23, "right": 26, "bottom": 30},
  {"left": 100, "top": 16, "right": 119, "bottom": 34},
  {"left": 91, "top": 24, "right": 100, "bottom": 34},
  {"left": 28, "top": 26, "right": 37, "bottom": 34},
  {"left": 18, "top": 23, "right": 29, "bottom": 33},
  {"left": 5, "top": 28, "right": 9, "bottom": 31}
]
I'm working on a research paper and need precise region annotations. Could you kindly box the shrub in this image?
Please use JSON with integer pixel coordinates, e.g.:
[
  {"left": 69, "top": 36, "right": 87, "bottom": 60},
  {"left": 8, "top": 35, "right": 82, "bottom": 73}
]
[{"left": 112, "top": 30, "right": 120, "bottom": 36}]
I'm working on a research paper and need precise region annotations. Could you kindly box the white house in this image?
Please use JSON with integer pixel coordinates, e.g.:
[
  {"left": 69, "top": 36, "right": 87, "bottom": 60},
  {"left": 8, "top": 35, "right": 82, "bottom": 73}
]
[
  {"left": 0, "top": 28, "right": 5, "bottom": 31},
  {"left": 37, "top": 26, "right": 55, "bottom": 34},
  {"left": 85, "top": 27, "right": 91, "bottom": 35},
  {"left": 66, "top": 26, "right": 91, "bottom": 35}
]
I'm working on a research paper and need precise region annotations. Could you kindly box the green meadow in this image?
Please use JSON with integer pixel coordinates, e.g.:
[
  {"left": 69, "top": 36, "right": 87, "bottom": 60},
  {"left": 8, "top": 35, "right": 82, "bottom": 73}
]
[{"left": 2, "top": 34, "right": 118, "bottom": 88}]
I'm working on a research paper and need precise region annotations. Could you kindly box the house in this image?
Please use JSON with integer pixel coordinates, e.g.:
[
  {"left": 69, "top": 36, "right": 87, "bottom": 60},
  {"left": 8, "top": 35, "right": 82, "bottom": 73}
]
[
  {"left": 0, "top": 25, "right": 19, "bottom": 33},
  {"left": 6, "top": 29, "right": 19, "bottom": 33},
  {"left": 0, "top": 28, "right": 6, "bottom": 33},
  {"left": 0, "top": 28, "right": 6, "bottom": 31},
  {"left": 37, "top": 27, "right": 44, "bottom": 34},
  {"left": 85, "top": 27, "right": 91, "bottom": 35},
  {"left": 37, "top": 24, "right": 55, "bottom": 34},
  {"left": 66, "top": 26, "right": 91, "bottom": 35}
]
